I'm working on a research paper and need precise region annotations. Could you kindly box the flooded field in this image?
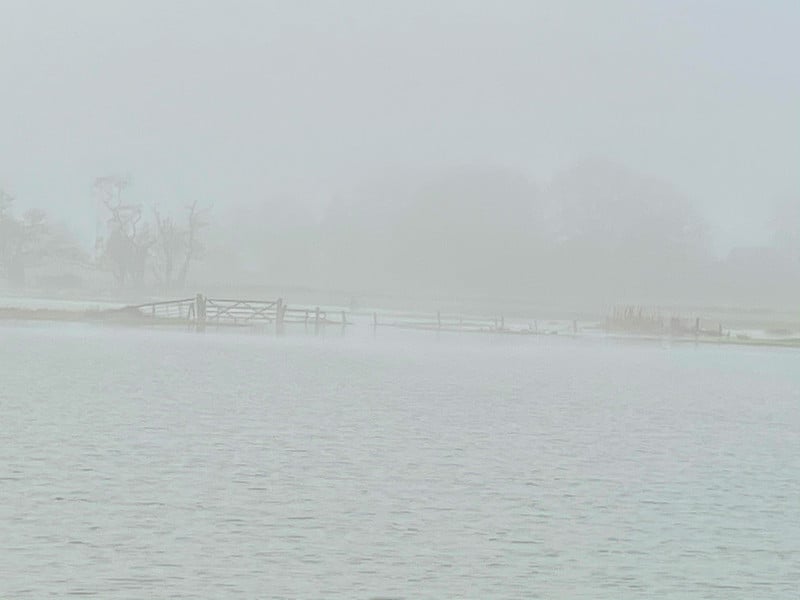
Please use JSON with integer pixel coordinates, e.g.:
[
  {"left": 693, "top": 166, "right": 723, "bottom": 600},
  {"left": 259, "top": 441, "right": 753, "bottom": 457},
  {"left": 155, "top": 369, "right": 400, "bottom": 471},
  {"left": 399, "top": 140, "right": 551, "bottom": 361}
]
[{"left": 2, "top": 322, "right": 799, "bottom": 598}]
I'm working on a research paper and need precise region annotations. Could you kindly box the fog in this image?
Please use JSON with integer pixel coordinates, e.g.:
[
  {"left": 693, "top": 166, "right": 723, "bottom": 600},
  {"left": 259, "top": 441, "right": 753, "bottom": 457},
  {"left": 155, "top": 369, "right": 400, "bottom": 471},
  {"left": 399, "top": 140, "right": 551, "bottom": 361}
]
[
  {"left": 2, "top": 0, "right": 799, "bottom": 308},
  {"left": 5, "top": 4, "right": 800, "bottom": 598}
]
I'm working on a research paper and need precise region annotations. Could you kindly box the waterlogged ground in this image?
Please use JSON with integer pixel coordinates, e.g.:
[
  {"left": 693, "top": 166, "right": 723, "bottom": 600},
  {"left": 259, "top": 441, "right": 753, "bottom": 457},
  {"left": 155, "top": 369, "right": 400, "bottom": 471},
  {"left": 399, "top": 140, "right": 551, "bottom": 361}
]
[{"left": 2, "top": 322, "right": 799, "bottom": 598}]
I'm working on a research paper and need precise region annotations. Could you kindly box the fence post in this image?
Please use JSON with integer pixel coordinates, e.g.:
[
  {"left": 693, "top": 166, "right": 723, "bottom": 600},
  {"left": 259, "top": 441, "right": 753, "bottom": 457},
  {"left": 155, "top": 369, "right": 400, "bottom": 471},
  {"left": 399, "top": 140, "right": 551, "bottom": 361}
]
[
  {"left": 196, "top": 293, "right": 206, "bottom": 332},
  {"left": 276, "top": 298, "right": 284, "bottom": 335}
]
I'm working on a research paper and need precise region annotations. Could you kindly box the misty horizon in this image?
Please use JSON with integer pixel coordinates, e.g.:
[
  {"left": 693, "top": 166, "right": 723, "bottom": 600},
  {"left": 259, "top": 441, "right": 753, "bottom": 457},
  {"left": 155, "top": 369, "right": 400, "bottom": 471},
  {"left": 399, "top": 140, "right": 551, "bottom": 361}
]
[{"left": 1, "top": 0, "right": 798, "bottom": 260}]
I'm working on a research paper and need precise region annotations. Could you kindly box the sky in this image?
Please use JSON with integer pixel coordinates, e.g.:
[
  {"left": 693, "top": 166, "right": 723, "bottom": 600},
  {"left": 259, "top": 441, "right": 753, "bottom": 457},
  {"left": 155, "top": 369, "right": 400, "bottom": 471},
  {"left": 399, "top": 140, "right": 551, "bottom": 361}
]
[{"left": 0, "top": 0, "right": 798, "bottom": 255}]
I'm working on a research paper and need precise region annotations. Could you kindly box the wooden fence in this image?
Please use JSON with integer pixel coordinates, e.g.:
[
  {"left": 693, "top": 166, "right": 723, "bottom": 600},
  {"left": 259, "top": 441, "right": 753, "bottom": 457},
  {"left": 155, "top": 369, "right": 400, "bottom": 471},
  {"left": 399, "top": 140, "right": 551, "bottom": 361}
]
[
  {"left": 123, "top": 296, "right": 572, "bottom": 337},
  {"left": 368, "top": 309, "right": 561, "bottom": 335},
  {"left": 124, "top": 294, "right": 348, "bottom": 333}
]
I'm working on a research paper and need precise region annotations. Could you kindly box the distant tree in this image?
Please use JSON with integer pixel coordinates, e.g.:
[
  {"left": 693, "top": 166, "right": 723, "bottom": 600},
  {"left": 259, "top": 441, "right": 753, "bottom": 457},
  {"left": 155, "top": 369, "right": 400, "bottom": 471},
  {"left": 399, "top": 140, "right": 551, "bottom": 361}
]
[
  {"left": 318, "top": 166, "right": 543, "bottom": 294},
  {"left": 0, "top": 189, "right": 16, "bottom": 272},
  {"left": 178, "top": 200, "right": 209, "bottom": 286},
  {"left": 45, "top": 220, "right": 89, "bottom": 265},
  {"left": 95, "top": 175, "right": 211, "bottom": 289},
  {"left": 772, "top": 197, "right": 800, "bottom": 263},
  {"left": 217, "top": 195, "right": 316, "bottom": 287},
  {"left": 0, "top": 190, "right": 51, "bottom": 285},
  {"left": 549, "top": 159, "right": 707, "bottom": 257},
  {"left": 95, "top": 175, "right": 154, "bottom": 287},
  {"left": 151, "top": 200, "right": 209, "bottom": 289},
  {"left": 545, "top": 158, "right": 708, "bottom": 297}
]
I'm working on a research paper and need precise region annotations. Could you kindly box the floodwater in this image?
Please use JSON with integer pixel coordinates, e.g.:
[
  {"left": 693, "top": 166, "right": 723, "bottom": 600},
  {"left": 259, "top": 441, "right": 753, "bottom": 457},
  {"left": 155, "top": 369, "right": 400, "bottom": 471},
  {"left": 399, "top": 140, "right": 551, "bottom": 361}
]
[{"left": 2, "top": 322, "right": 799, "bottom": 598}]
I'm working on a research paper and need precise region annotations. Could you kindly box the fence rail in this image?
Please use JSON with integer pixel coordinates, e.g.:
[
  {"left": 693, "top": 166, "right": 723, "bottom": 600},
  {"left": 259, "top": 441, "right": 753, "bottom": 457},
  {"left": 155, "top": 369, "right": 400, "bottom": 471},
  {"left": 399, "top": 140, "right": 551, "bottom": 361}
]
[
  {"left": 369, "top": 309, "right": 557, "bottom": 335},
  {"left": 126, "top": 298, "right": 196, "bottom": 321},
  {"left": 123, "top": 294, "right": 348, "bottom": 333},
  {"left": 205, "top": 299, "right": 278, "bottom": 324},
  {"left": 122, "top": 295, "right": 568, "bottom": 337}
]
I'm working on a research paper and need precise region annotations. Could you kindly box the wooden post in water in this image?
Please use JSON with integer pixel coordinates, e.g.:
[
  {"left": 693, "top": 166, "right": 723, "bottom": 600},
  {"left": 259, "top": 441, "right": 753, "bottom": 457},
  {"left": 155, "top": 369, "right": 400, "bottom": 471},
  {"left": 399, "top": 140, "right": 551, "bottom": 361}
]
[
  {"left": 695, "top": 317, "right": 700, "bottom": 336},
  {"left": 437, "top": 311, "right": 441, "bottom": 330},
  {"left": 573, "top": 319, "right": 577, "bottom": 334},
  {"left": 500, "top": 315, "right": 505, "bottom": 331},
  {"left": 195, "top": 293, "right": 206, "bottom": 332},
  {"left": 275, "top": 298, "right": 285, "bottom": 335},
  {"left": 314, "top": 306, "right": 321, "bottom": 335},
  {"left": 373, "top": 312, "right": 378, "bottom": 336}
]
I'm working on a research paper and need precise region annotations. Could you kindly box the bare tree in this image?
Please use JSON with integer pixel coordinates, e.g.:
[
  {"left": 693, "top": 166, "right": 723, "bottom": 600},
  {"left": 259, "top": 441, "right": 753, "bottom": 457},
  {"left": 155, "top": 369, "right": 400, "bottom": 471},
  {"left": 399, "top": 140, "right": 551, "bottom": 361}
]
[
  {"left": 151, "top": 207, "right": 180, "bottom": 288},
  {"left": 95, "top": 175, "right": 153, "bottom": 287},
  {"left": 151, "top": 200, "right": 209, "bottom": 289},
  {"left": 94, "top": 176, "right": 210, "bottom": 289},
  {"left": 178, "top": 200, "right": 209, "bottom": 287}
]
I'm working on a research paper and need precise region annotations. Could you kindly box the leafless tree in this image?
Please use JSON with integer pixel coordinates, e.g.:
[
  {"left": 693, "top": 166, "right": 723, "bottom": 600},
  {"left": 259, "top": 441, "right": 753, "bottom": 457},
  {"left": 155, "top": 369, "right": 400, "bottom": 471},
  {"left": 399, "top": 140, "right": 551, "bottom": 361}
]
[
  {"left": 178, "top": 200, "right": 209, "bottom": 286},
  {"left": 95, "top": 175, "right": 153, "bottom": 287},
  {"left": 151, "top": 200, "right": 209, "bottom": 289}
]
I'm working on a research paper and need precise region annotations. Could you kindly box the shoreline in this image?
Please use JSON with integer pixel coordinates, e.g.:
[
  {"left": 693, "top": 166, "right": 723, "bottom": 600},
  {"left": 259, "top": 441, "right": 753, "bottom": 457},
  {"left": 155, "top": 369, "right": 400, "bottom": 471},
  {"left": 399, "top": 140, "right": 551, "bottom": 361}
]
[{"left": 3, "top": 306, "right": 800, "bottom": 350}]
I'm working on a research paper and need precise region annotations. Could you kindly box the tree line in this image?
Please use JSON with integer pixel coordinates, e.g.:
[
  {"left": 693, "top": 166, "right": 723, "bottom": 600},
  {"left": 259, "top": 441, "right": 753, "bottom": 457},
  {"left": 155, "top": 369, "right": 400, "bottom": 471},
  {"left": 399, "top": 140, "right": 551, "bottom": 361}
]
[
  {"left": 2, "top": 160, "right": 798, "bottom": 306},
  {"left": 216, "top": 159, "right": 715, "bottom": 301},
  {"left": 0, "top": 175, "right": 209, "bottom": 290},
  {"left": 0, "top": 188, "right": 84, "bottom": 286},
  {"left": 211, "top": 159, "right": 800, "bottom": 306}
]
